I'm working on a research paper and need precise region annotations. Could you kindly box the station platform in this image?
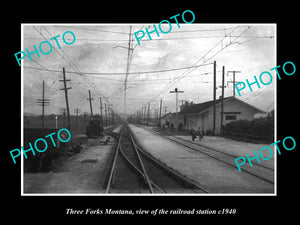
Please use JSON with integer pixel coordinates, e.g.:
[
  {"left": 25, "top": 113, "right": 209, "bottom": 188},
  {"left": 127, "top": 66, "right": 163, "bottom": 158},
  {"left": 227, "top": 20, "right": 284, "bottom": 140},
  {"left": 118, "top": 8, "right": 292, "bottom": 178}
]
[
  {"left": 129, "top": 124, "right": 274, "bottom": 194},
  {"left": 23, "top": 135, "right": 115, "bottom": 194},
  {"left": 148, "top": 127, "right": 274, "bottom": 170}
]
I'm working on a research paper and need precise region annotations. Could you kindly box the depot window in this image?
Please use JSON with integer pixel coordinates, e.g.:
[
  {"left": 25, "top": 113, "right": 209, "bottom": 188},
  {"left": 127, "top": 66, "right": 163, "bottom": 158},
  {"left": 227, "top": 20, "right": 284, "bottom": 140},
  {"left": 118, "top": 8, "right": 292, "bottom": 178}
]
[{"left": 225, "top": 115, "right": 237, "bottom": 120}]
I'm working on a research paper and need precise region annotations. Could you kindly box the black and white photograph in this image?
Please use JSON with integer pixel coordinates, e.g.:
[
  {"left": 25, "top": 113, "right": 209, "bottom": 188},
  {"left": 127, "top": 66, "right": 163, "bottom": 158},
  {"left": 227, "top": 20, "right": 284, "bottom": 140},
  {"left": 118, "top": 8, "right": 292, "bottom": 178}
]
[
  {"left": 3, "top": 3, "right": 299, "bottom": 221},
  {"left": 21, "top": 23, "right": 276, "bottom": 195}
]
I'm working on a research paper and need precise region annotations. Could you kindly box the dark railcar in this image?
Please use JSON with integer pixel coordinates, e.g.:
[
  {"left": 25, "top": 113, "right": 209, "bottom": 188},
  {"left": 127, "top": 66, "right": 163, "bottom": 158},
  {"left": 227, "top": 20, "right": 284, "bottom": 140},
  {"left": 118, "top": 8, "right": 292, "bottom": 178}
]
[{"left": 85, "top": 118, "right": 104, "bottom": 138}]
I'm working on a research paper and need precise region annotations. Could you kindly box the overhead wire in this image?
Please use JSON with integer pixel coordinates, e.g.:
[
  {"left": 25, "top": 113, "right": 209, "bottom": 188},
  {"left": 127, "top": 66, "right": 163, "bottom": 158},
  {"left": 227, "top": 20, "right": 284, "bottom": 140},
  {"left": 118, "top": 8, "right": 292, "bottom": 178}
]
[
  {"left": 33, "top": 26, "right": 107, "bottom": 113},
  {"left": 25, "top": 25, "right": 274, "bottom": 115},
  {"left": 140, "top": 26, "right": 253, "bottom": 109},
  {"left": 23, "top": 63, "right": 213, "bottom": 76}
]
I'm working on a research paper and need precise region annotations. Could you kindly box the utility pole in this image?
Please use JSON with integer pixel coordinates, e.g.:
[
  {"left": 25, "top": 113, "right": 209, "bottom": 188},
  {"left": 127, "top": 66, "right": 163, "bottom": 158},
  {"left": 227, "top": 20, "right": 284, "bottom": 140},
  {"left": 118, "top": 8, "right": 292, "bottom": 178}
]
[
  {"left": 74, "top": 108, "right": 81, "bottom": 128},
  {"left": 147, "top": 102, "right": 150, "bottom": 125},
  {"left": 140, "top": 106, "right": 144, "bottom": 124},
  {"left": 99, "top": 97, "right": 103, "bottom": 124},
  {"left": 144, "top": 105, "right": 146, "bottom": 125},
  {"left": 220, "top": 66, "right": 225, "bottom": 135},
  {"left": 87, "top": 90, "right": 94, "bottom": 117},
  {"left": 213, "top": 61, "right": 216, "bottom": 136},
  {"left": 59, "top": 108, "right": 67, "bottom": 127},
  {"left": 159, "top": 98, "right": 162, "bottom": 127},
  {"left": 227, "top": 70, "right": 241, "bottom": 97},
  {"left": 155, "top": 108, "right": 158, "bottom": 126},
  {"left": 59, "top": 67, "right": 71, "bottom": 130},
  {"left": 170, "top": 87, "right": 184, "bottom": 128},
  {"left": 110, "top": 109, "right": 114, "bottom": 124},
  {"left": 104, "top": 103, "right": 107, "bottom": 126},
  {"left": 37, "top": 80, "right": 50, "bottom": 128},
  {"left": 163, "top": 106, "right": 168, "bottom": 116},
  {"left": 107, "top": 104, "right": 110, "bottom": 125},
  {"left": 124, "top": 25, "right": 133, "bottom": 117}
]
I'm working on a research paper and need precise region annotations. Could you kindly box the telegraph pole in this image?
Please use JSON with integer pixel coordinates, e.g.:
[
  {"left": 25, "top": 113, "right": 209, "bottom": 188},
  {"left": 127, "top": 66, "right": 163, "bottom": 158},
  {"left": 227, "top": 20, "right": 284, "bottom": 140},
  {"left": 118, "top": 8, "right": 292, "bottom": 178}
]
[
  {"left": 110, "top": 109, "right": 114, "bottom": 124},
  {"left": 147, "top": 102, "right": 150, "bottom": 125},
  {"left": 104, "top": 103, "right": 107, "bottom": 126},
  {"left": 159, "top": 98, "right": 162, "bottom": 127},
  {"left": 107, "top": 104, "right": 110, "bottom": 125},
  {"left": 74, "top": 108, "right": 81, "bottom": 128},
  {"left": 220, "top": 66, "right": 225, "bottom": 135},
  {"left": 59, "top": 67, "right": 71, "bottom": 130},
  {"left": 213, "top": 61, "right": 216, "bottom": 135},
  {"left": 124, "top": 26, "right": 133, "bottom": 117},
  {"left": 59, "top": 108, "right": 67, "bottom": 127},
  {"left": 155, "top": 109, "right": 158, "bottom": 126},
  {"left": 37, "top": 80, "right": 50, "bottom": 128},
  {"left": 87, "top": 90, "right": 94, "bottom": 117},
  {"left": 227, "top": 70, "right": 241, "bottom": 97},
  {"left": 163, "top": 106, "right": 168, "bottom": 116},
  {"left": 140, "top": 106, "right": 144, "bottom": 124},
  {"left": 99, "top": 97, "right": 103, "bottom": 124},
  {"left": 144, "top": 105, "right": 146, "bottom": 125}
]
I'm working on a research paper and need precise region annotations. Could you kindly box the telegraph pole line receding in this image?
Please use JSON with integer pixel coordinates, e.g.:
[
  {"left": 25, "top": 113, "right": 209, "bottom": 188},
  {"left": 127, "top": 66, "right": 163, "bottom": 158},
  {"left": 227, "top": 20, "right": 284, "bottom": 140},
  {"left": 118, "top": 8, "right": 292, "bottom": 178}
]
[
  {"left": 227, "top": 70, "right": 241, "bottom": 97},
  {"left": 37, "top": 80, "right": 50, "bottom": 128},
  {"left": 59, "top": 67, "right": 71, "bottom": 130}
]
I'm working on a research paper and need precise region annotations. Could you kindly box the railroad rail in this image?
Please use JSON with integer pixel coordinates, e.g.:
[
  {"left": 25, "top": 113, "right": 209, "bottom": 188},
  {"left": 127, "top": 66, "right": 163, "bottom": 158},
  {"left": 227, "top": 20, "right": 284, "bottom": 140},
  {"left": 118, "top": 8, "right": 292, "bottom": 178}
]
[
  {"left": 141, "top": 125, "right": 274, "bottom": 185},
  {"left": 104, "top": 124, "right": 209, "bottom": 194}
]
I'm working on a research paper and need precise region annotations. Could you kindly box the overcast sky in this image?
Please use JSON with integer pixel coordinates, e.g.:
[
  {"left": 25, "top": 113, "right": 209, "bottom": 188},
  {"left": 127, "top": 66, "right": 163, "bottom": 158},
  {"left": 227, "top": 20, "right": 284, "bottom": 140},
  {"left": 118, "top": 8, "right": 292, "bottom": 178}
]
[{"left": 22, "top": 24, "right": 275, "bottom": 117}]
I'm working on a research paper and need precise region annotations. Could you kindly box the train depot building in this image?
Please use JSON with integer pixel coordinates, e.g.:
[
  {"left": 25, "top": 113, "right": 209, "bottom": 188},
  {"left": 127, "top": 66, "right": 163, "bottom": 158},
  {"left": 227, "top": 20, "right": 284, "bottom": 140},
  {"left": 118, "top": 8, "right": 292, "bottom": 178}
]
[{"left": 160, "top": 96, "right": 265, "bottom": 134}]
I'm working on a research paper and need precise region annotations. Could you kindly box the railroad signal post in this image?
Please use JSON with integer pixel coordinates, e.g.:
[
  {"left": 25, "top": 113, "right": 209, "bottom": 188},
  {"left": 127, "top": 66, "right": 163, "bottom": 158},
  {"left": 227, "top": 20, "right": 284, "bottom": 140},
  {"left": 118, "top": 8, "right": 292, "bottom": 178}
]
[{"left": 169, "top": 88, "right": 184, "bottom": 128}]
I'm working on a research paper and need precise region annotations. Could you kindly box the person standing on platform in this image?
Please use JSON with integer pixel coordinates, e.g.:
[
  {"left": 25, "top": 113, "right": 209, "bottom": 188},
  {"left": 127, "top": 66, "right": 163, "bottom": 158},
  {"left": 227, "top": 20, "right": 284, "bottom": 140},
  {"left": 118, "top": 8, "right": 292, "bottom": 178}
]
[{"left": 198, "top": 127, "right": 203, "bottom": 141}]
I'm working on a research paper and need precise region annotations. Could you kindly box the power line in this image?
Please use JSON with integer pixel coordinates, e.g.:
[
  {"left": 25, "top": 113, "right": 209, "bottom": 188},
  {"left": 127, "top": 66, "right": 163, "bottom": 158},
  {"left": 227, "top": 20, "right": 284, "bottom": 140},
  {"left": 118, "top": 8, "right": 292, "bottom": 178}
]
[
  {"left": 144, "top": 26, "right": 252, "bottom": 106},
  {"left": 42, "top": 26, "right": 109, "bottom": 101},
  {"left": 53, "top": 25, "right": 130, "bottom": 34},
  {"left": 31, "top": 27, "right": 114, "bottom": 114},
  {"left": 23, "top": 63, "right": 213, "bottom": 76},
  {"left": 24, "top": 35, "right": 274, "bottom": 42}
]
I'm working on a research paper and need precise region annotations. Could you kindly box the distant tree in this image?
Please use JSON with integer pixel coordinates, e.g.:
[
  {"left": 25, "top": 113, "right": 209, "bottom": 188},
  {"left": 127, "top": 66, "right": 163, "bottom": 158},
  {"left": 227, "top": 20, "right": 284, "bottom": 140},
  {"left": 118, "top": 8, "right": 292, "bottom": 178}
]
[
  {"left": 48, "top": 113, "right": 56, "bottom": 120},
  {"left": 180, "top": 101, "right": 194, "bottom": 112}
]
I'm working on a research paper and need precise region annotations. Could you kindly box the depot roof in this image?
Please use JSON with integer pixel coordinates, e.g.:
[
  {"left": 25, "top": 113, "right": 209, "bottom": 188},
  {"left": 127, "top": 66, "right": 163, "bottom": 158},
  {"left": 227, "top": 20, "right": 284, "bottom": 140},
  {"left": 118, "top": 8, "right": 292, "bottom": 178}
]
[{"left": 179, "top": 96, "right": 265, "bottom": 115}]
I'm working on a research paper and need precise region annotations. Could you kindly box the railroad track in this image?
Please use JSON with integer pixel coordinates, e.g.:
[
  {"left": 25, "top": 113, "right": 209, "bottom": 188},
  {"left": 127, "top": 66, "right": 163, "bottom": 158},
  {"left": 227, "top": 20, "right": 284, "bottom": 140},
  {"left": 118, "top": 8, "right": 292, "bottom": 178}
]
[
  {"left": 141, "top": 126, "right": 275, "bottom": 185},
  {"left": 104, "top": 124, "right": 209, "bottom": 194}
]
